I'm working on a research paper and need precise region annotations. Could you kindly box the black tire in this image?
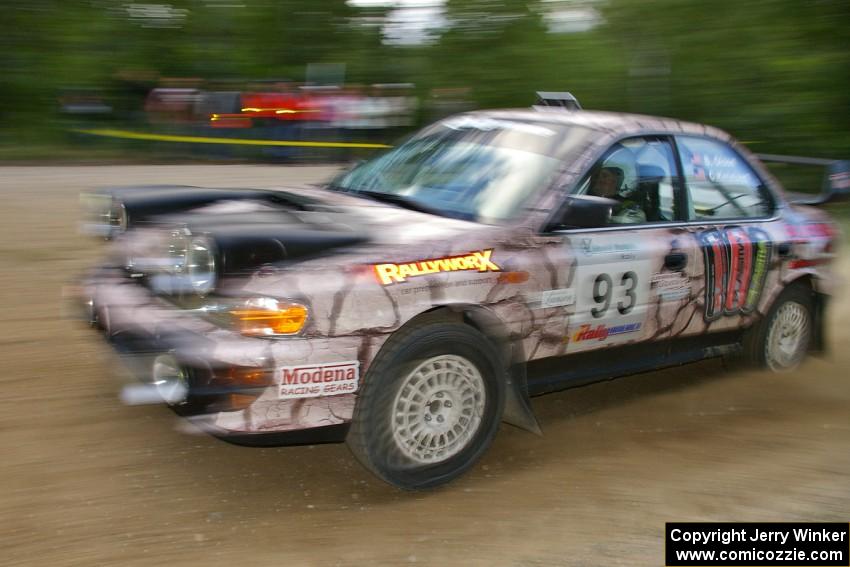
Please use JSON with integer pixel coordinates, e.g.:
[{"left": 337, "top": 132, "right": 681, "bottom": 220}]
[
  {"left": 347, "top": 321, "right": 506, "bottom": 490},
  {"left": 743, "top": 284, "right": 814, "bottom": 372}
]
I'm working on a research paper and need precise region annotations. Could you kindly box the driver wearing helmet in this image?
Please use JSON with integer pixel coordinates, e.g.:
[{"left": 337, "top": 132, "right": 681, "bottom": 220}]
[{"left": 588, "top": 146, "right": 647, "bottom": 224}]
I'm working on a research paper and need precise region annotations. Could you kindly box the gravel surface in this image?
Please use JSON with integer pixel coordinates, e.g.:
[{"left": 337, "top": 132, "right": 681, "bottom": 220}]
[{"left": 2, "top": 165, "right": 848, "bottom": 566}]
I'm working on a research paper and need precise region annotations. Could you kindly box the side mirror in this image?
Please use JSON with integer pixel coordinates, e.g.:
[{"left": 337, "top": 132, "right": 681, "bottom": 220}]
[{"left": 547, "top": 195, "right": 618, "bottom": 231}]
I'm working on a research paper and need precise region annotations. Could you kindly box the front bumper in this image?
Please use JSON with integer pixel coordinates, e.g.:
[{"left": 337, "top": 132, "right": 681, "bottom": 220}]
[{"left": 77, "top": 267, "right": 363, "bottom": 442}]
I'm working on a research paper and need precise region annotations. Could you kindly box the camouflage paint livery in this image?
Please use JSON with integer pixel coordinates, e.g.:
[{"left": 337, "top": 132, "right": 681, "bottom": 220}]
[{"left": 81, "top": 109, "right": 840, "bottom": 437}]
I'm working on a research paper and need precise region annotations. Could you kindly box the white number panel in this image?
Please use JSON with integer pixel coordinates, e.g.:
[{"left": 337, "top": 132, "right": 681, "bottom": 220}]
[{"left": 567, "top": 235, "right": 653, "bottom": 353}]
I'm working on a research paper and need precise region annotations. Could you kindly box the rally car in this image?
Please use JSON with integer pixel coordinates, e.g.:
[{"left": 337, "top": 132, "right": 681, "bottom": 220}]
[{"left": 76, "top": 94, "right": 848, "bottom": 489}]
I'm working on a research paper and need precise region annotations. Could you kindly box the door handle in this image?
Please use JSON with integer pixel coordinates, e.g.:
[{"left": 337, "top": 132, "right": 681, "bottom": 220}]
[{"left": 664, "top": 252, "right": 688, "bottom": 270}]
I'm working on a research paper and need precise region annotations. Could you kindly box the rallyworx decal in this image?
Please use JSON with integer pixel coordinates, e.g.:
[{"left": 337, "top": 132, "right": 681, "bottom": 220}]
[
  {"left": 698, "top": 226, "right": 772, "bottom": 321},
  {"left": 278, "top": 361, "right": 360, "bottom": 399},
  {"left": 373, "top": 249, "right": 501, "bottom": 285}
]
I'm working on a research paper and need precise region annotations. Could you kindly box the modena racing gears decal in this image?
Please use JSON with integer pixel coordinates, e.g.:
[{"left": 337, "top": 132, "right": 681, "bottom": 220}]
[
  {"left": 278, "top": 361, "right": 360, "bottom": 399},
  {"left": 699, "top": 226, "right": 772, "bottom": 321},
  {"left": 373, "top": 249, "right": 500, "bottom": 285}
]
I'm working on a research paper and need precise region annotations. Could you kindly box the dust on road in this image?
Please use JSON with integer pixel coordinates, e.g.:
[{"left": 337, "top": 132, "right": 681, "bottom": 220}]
[{"left": 2, "top": 166, "right": 848, "bottom": 566}]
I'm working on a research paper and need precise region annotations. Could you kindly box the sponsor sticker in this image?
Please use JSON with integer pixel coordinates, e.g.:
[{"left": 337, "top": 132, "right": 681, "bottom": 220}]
[
  {"left": 690, "top": 151, "right": 759, "bottom": 186},
  {"left": 651, "top": 272, "right": 691, "bottom": 301},
  {"left": 373, "top": 249, "right": 500, "bottom": 286},
  {"left": 540, "top": 288, "right": 577, "bottom": 308},
  {"left": 579, "top": 238, "right": 638, "bottom": 256},
  {"left": 699, "top": 227, "right": 772, "bottom": 321},
  {"left": 567, "top": 322, "right": 642, "bottom": 344},
  {"left": 787, "top": 222, "right": 834, "bottom": 240},
  {"left": 278, "top": 361, "right": 360, "bottom": 399}
]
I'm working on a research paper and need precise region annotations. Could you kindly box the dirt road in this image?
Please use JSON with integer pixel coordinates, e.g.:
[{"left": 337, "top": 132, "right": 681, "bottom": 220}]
[{"left": 2, "top": 166, "right": 848, "bottom": 566}]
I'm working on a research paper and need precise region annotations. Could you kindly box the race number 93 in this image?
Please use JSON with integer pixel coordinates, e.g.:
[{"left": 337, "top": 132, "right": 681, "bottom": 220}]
[{"left": 591, "top": 271, "right": 638, "bottom": 318}]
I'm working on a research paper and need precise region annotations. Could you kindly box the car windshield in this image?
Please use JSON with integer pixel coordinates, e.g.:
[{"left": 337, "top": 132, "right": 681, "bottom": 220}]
[{"left": 329, "top": 116, "right": 592, "bottom": 223}]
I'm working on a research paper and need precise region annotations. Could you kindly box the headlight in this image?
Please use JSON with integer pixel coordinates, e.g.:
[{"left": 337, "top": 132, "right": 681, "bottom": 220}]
[
  {"left": 128, "top": 228, "right": 189, "bottom": 273},
  {"left": 111, "top": 200, "right": 128, "bottom": 233},
  {"left": 166, "top": 228, "right": 191, "bottom": 270},
  {"left": 146, "top": 230, "right": 217, "bottom": 296},
  {"left": 186, "top": 237, "right": 216, "bottom": 295},
  {"left": 230, "top": 297, "right": 309, "bottom": 337},
  {"left": 81, "top": 193, "right": 125, "bottom": 237}
]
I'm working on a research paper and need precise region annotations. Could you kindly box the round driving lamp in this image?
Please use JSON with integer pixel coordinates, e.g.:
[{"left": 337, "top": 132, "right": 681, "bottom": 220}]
[
  {"left": 110, "top": 201, "right": 128, "bottom": 233},
  {"left": 186, "top": 236, "right": 216, "bottom": 295}
]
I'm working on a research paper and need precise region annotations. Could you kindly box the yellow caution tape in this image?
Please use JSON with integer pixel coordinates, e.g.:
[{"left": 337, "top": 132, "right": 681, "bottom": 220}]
[{"left": 73, "top": 128, "right": 391, "bottom": 149}]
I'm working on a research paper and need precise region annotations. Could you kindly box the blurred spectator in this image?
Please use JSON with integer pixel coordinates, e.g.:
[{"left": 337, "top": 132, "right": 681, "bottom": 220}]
[
  {"left": 84, "top": 72, "right": 425, "bottom": 162},
  {"left": 144, "top": 78, "right": 203, "bottom": 125}
]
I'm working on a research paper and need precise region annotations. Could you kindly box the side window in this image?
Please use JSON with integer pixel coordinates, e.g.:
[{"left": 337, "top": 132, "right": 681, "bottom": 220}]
[
  {"left": 574, "top": 136, "right": 681, "bottom": 224},
  {"left": 676, "top": 136, "right": 773, "bottom": 220}
]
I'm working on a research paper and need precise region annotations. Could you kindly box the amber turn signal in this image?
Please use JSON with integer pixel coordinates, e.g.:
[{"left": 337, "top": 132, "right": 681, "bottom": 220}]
[
  {"left": 222, "top": 367, "right": 274, "bottom": 388},
  {"left": 498, "top": 271, "right": 529, "bottom": 284},
  {"left": 230, "top": 298, "right": 308, "bottom": 337}
]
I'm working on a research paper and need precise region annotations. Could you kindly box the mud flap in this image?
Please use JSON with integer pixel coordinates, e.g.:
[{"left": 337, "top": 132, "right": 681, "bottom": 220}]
[
  {"left": 457, "top": 306, "right": 542, "bottom": 435},
  {"left": 503, "top": 363, "right": 542, "bottom": 435},
  {"left": 811, "top": 292, "right": 827, "bottom": 354}
]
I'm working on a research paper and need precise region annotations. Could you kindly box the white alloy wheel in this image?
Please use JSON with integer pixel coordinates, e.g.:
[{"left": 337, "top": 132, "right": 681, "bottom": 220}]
[
  {"left": 391, "top": 354, "right": 486, "bottom": 465},
  {"left": 765, "top": 300, "right": 810, "bottom": 372}
]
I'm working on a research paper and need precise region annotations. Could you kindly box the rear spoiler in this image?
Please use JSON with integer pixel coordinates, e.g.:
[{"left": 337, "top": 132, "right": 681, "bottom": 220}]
[{"left": 757, "top": 153, "right": 850, "bottom": 206}]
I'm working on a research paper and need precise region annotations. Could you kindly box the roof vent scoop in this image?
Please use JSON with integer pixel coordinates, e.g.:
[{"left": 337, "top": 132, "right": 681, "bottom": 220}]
[{"left": 534, "top": 91, "right": 582, "bottom": 111}]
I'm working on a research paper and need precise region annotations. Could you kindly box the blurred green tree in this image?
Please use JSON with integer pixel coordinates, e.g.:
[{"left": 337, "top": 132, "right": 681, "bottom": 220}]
[{"left": 2, "top": 0, "right": 847, "bottom": 160}]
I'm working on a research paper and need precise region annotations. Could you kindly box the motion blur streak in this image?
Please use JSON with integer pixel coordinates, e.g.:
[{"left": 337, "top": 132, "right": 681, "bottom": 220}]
[
  {"left": 73, "top": 128, "right": 392, "bottom": 148},
  {"left": 1, "top": 1, "right": 846, "bottom": 165},
  {"left": 2, "top": 165, "right": 850, "bottom": 565}
]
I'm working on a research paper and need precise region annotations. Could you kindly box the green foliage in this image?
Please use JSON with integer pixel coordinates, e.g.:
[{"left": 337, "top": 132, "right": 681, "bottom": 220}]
[{"left": 3, "top": 0, "right": 848, "bottom": 162}]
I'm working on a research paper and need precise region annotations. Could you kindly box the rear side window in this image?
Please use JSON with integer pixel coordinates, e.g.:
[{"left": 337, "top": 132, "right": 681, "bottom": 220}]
[{"left": 676, "top": 136, "right": 773, "bottom": 221}]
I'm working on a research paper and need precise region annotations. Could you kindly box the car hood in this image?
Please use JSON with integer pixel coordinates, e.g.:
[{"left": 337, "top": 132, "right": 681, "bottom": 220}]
[
  {"left": 271, "top": 184, "right": 488, "bottom": 246},
  {"left": 116, "top": 183, "right": 506, "bottom": 289},
  {"left": 210, "top": 185, "right": 510, "bottom": 299}
]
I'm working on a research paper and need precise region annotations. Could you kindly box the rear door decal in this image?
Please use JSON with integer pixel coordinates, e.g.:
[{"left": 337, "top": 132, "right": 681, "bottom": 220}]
[{"left": 699, "top": 226, "right": 772, "bottom": 321}]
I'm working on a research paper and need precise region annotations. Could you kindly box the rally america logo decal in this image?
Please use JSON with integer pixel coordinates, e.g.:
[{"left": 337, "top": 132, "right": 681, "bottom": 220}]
[
  {"left": 278, "top": 361, "right": 360, "bottom": 399},
  {"left": 698, "top": 226, "right": 772, "bottom": 321}
]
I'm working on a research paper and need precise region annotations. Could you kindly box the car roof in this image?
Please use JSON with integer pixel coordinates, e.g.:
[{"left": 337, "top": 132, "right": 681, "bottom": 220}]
[
  {"left": 467, "top": 108, "right": 731, "bottom": 141},
  {"left": 468, "top": 107, "right": 791, "bottom": 212}
]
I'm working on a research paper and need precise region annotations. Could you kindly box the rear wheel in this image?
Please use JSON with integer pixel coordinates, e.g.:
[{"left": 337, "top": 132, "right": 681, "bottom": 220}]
[
  {"left": 745, "top": 284, "right": 813, "bottom": 372},
  {"left": 347, "top": 321, "right": 505, "bottom": 490}
]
